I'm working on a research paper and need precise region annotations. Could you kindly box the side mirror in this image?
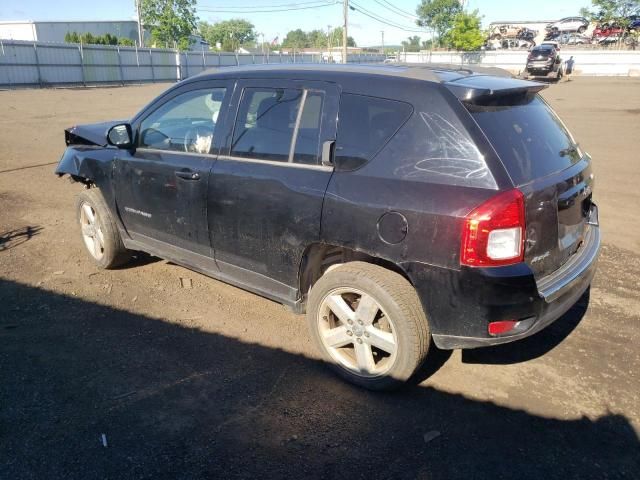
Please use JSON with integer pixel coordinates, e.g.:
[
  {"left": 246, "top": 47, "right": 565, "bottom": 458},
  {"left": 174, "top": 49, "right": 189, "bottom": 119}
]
[{"left": 107, "top": 123, "right": 133, "bottom": 148}]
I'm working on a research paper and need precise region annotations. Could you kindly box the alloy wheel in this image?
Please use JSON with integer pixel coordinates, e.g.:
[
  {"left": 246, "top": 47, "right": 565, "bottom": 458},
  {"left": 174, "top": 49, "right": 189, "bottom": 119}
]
[
  {"left": 317, "top": 287, "right": 398, "bottom": 377},
  {"left": 79, "top": 202, "right": 105, "bottom": 260}
]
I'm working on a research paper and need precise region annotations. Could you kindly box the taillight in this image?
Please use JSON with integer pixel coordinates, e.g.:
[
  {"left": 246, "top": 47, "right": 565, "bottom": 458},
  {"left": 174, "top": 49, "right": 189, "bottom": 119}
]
[{"left": 460, "top": 189, "right": 525, "bottom": 267}]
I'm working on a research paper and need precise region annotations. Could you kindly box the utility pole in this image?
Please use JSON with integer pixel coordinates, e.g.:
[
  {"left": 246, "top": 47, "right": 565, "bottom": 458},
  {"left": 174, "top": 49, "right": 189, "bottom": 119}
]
[
  {"left": 326, "top": 25, "right": 332, "bottom": 63},
  {"left": 381, "top": 30, "right": 385, "bottom": 55},
  {"left": 135, "top": 0, "right": 143, "bottom": 47},
  {"left": 342, "top": 0, "right": 348, "bottom": 64}
]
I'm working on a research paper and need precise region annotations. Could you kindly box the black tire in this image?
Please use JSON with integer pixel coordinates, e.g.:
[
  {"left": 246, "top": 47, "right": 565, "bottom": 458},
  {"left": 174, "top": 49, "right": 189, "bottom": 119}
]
[
  {"left": 75, "top": 188, "right": 132, "bottom": 269},
  {"left": 307, "top": 262, "right": 430, "bottom": 390}
]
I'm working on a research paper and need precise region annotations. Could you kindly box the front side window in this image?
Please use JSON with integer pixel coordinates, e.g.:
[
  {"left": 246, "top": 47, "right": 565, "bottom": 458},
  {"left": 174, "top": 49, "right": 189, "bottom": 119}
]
[
  {"left": 139, "top": 88, "right": 226, "bottom": 154},
  {"left": 231, "top": 87, "right": 324, "bottom": 165}
]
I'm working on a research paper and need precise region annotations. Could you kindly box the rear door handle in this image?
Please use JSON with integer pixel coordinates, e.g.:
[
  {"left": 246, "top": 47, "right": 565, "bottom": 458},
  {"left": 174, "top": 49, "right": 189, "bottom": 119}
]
[{"left": 175, "top": 170, "right": 200, "bottom": 180}]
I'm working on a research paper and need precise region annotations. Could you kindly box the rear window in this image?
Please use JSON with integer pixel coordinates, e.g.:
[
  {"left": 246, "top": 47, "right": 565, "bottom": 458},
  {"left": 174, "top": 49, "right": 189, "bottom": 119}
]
[
  {"left": 466, "top": 94, "right": 582, "bottom": 185},
  {"left": 336, "top": 93, "right": 412, "bottom": 170}
]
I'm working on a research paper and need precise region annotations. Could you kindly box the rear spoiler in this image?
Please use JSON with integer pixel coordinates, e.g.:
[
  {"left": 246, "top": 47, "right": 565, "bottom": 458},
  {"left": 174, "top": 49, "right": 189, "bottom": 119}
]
[{"left": 444, "top": 75, "right": 547, "bottom": 103}]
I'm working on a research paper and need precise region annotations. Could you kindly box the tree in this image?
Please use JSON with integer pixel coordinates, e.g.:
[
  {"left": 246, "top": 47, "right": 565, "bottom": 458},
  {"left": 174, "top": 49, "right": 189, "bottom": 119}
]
[
  {"left": 581, "top": 0, "right": 639, "bottom": 26},
  {"left": 282, "top": 29, "right": 309, "bottom": 50},
  {"left": 401, "top": 35, "right": 422, "bottom": 52},
  {"left": 64, "top": 31, "right": 129, "bottom": 46},
  {"left": 329, "top": 27, "right": 356, "bottom": 47},
  {"left": 199, "top": 19, "right": 256, "bottom": 51},
  {"left": 446, "top": 10, "right": 485, "bottom": 51},
  {"left": 141, "top": 0, "right": 197, "bottom": 50},
  {"left": 307, "top": 29, "right": 328, "bottom": 48},
  {"left": 416, "top": 0, "right": 463, "bottom": 47}
]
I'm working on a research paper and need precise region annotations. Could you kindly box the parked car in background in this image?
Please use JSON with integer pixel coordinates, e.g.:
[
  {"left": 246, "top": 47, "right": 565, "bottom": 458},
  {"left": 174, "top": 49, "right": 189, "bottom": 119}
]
[
  {"left": 546, "top": 17, "right": 589, "bottom": 33},
  {"left": 55, "top": 64, "right": 599, "bottom": 390},
  {"left": 629, "top": 16, "right": 640, "bottom": 31},
  {"left": 501, "top": 38, "right": 534, "bottom": 49},
  {"left": 544, "top": 30, "right": 562, "bottom": 41},
  {"left": 592, "top": 23, "right": 625, "bottom": 40},
  {"left": 525, "top": 44, "right": 564, "bottom": 79},
  {"left": 517, "top": 28, "right": 538, "bottom": 42},
  {"left": 489, "top": 24, "right": 521, "bottom": 40},
  {"left": 558, "top": 33, "right": 590, "bottom": 45},
  {"left": 598, "top": 35, "right": 623, "bottom": 45}
]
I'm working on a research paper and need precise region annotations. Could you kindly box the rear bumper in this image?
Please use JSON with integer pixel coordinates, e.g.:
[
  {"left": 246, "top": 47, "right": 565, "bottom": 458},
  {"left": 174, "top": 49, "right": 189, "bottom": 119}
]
[{"left": 404, "top": 224, "right": 600, "bottom": 350}]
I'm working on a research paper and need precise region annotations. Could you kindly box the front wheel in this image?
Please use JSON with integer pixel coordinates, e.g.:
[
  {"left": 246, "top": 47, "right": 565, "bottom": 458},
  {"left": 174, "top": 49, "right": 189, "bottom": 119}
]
[
  {"left": 76, "top": 188, "right": 132, "bottom": 269},
  {"left": 307, "top": 262, "right": 430, "bottom": 390}
]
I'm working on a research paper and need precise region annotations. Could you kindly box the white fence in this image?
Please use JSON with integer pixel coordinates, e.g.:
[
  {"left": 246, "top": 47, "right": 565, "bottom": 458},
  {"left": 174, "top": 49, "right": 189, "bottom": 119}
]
[
  {"left": 0, "top": 40, "right": 385, "bottom": 88},
  {"left": 398, "top": 50, "right": 640, "bottom": 76}
]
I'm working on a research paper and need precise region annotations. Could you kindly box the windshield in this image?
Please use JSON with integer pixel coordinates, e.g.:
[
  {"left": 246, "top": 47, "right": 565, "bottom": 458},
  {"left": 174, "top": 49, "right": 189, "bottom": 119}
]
[{"left": 466, "top": 94, "right": 582, "bottom": 185}]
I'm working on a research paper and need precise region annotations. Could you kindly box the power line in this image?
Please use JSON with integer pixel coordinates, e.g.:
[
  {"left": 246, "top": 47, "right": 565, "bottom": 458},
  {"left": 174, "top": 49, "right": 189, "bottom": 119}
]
[
  {"left": 197, "top": 1, "right": 337, "bottom": 13},
  {"left": 371, "top": 0, "right": 419, "bottom": 21},
  {"left": 349, "top": 1, "right": 428, "bottom": 34},
  {"left": 376, "top": 0, "right": 419, "bottom": 19}
]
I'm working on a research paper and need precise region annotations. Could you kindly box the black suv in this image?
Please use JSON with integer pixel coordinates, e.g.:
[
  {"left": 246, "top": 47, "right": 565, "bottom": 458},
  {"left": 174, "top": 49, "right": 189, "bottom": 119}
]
[
  {"left": 525, "top": 44, "right": 563, "bottom": 79},
  {"left": 56, "top": 64, "right": 599, "bottom": 390}
]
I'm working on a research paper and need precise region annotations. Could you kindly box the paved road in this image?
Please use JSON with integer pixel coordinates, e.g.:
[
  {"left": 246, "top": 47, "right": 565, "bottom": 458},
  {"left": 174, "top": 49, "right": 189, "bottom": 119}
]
[{"left": 1, "top": 78, "right": 638, "bottom": 479}]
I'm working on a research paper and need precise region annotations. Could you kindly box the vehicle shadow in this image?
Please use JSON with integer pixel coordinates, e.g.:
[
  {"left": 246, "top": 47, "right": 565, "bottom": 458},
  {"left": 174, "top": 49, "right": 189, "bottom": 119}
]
[
  {"left": 462, "top": 288, "right": 590, "bottom": 365},
  {"left": 112, "top": 251, "right": 162, "bottom": 269},
  {"left": 0, "top": 225, "right": 43, "bottom": 251},
  {"left": 1, "top": 279, "right": 637, "bottom": 479}
]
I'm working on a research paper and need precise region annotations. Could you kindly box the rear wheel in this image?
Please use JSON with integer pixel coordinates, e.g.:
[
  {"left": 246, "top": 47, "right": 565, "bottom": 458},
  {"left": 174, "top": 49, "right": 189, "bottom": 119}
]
[
  {"left": 76, "top": 188, "right": 132, "bottom": 269},
  {"left": 307, "top": 262, "right": 430, "bottom": 390}
]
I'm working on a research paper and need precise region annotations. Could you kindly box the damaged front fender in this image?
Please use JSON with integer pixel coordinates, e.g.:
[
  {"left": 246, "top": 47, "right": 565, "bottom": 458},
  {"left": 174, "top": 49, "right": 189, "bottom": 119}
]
[{"left": 55, "top": 145, "right": 115, "bottom": 187}]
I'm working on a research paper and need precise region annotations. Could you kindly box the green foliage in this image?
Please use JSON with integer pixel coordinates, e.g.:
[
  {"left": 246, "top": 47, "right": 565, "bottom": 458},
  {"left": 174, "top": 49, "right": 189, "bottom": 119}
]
[
  {"left": 199, "top": 19, "right": 256, "bottom": 51},
  {"left": 141, "top": 0, "right": 197, "bottom": 50},
  {"left": 401, "top": 35, "right": 422, "bottom": 52},
  {"left": 581, "top": 0, "right": 639, "bottom": 26},
  {"left": 282, "top": 29, "right": 309, "bottom": 49},
  {"left": 64, "top": 31, "right": 132, "bottom": 46},
  {"left": 307, "top": 29, "right": 328, "bottom": 48},
  {"left": 446, "top": 10, "right": 485, "bottom": 51},
  {"left": 415, "top": 0, "right": 463, "bottom": 47},
  {"left": 329, "top": 27, "right": 356, "bottom": 48},
  {"left": 281, "top": 27, "right": 355, "bottom": 50}
]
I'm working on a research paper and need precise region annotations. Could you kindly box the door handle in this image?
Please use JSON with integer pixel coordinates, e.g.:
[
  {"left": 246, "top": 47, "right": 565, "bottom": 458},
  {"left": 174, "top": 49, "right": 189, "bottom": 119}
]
[{"left": 175, "top": 170, "right": 200, "bottom": 180}]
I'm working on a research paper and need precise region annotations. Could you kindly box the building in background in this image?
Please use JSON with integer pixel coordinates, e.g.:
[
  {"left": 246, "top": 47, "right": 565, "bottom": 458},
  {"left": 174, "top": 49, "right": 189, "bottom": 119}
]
[{"left": 0, "top": 20, "right": 141, "bottom": 44}]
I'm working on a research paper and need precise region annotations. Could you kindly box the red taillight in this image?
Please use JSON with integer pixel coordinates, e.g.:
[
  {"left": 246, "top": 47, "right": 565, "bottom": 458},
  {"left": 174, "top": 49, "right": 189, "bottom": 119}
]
[
  {"left": 488, "top": 320, "right": 518, "bottom": 336},
  {"left": 460, "top": 189, "right": 526, "bottom": 267}
]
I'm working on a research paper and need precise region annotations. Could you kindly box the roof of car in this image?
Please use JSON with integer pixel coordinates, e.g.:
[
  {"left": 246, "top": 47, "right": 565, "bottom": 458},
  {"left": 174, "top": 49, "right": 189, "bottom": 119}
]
[{"left": 186, "top": 63, "right": 513, "bottom": 85}]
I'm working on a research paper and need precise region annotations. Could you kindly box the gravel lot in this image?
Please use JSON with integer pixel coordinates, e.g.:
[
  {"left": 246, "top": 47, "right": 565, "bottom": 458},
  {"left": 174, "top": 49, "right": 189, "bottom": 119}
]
[{"left": 1, "top": 77, "right": 639, "bottom": 479}]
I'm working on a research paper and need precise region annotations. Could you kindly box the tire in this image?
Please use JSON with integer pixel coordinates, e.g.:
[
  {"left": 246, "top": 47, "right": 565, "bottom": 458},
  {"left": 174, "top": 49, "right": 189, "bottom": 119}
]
[
  {"left": 307, "top": 262, "right": 430, "bottom": 390},
  {"left": 75, "top": 188, "right": 132, "bottom": 269}
]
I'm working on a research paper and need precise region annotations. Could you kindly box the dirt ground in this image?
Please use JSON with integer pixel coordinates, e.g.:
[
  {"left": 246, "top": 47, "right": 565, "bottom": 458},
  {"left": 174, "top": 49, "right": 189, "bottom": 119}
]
[{"left": 1, "top": 78, "right": 639, "bottom": 479}]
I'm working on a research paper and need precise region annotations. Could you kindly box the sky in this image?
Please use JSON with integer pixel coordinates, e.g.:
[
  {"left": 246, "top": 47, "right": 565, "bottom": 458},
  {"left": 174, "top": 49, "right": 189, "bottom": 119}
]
[{"left": 1, "top": 0, "right": 591, "bottom": 46}]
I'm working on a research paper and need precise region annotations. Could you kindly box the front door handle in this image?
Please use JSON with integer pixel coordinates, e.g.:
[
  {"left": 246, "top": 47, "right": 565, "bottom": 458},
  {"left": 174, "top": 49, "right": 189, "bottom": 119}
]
[{"left": 175, "top": 170, "right": 200, "bottom": 180}]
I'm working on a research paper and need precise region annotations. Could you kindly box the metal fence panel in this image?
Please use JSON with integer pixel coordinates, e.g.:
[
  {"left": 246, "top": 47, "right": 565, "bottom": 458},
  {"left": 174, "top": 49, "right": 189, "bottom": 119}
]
[{"left": 0, "top": 40, "right": 386, "bottom": 88}]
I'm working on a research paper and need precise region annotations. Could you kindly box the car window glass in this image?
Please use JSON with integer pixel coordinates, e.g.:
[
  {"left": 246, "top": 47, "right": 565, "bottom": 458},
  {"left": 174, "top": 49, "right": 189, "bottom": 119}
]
[
  {"left": 231, "top": 87, "right": 323, "bottom": 165},
  {"left": 294, "top": 91, "right": 324, "bottom": 165},
  {"left": 466, "top": 94, "right": 581, "bottom": 185},
  {"left": 139, "top": 88, "right": 226, "bottom": 154},
  {"left": 335, "top": 93, "right": 412, "bottom": 170}
]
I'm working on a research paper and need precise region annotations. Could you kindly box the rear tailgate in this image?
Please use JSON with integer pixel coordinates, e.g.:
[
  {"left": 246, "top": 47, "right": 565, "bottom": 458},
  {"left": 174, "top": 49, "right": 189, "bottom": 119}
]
[{"left": 452, "top": 79, "right": 597, "bottom": 279}]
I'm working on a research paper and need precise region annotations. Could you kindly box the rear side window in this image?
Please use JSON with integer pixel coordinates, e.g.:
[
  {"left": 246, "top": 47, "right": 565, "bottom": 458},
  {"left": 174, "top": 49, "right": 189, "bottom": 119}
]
[
  {"left": 466, "top": 94, "right": 581, "bottom": 185},
  {"left": 231, "top": 87, "right": 323, "bottom": 165},
  {"left": 335, "top": 93, "right": 412, "bottom": 170}
]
